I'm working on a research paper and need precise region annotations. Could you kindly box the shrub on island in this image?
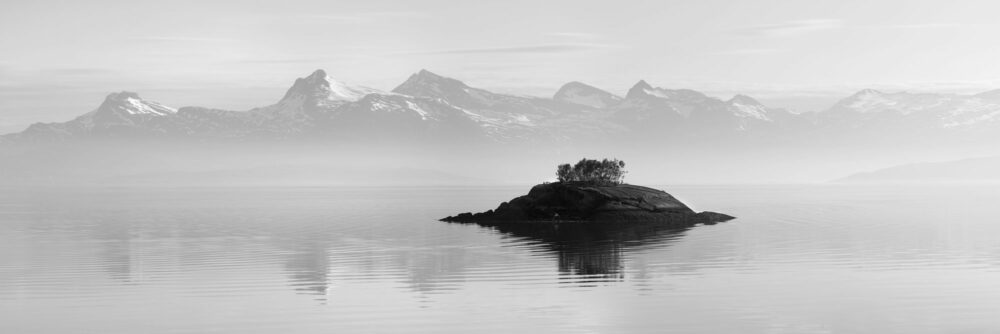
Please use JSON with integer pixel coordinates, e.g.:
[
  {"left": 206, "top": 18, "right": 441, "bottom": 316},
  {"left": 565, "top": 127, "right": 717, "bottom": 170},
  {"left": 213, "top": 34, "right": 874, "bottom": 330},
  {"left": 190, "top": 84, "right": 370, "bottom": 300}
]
[{"left": 556, "top": 158, "right": 627, "bottom": 185}]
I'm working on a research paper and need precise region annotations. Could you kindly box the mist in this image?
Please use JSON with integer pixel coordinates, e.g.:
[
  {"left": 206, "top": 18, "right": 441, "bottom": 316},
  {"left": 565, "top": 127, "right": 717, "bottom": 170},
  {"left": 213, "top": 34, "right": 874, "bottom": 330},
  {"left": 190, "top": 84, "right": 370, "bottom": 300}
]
[{"left": 10, "top": 1, "right": 1000, "bottom": 333}]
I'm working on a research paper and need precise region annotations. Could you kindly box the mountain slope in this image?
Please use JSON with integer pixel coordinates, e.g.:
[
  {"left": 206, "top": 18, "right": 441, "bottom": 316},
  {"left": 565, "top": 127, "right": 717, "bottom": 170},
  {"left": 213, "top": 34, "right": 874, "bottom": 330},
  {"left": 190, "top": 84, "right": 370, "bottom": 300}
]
[
  {"left": 2, "top": 70, "right": 494, "bottom": 143},
  {"left": 611, "top": 80, "right": 783, "bottom": 135},
  {"left": 553, "top": 81, "right": 622, "bottom": 108},
  {"left": 392, "top": 69, "right": 624, "bottom": 143},
  {"left": 6, "top": 92, "right": 177, "bottom": 142},
  {"left": 822, "top": 89, "right": 1000, "bottom": 129}
]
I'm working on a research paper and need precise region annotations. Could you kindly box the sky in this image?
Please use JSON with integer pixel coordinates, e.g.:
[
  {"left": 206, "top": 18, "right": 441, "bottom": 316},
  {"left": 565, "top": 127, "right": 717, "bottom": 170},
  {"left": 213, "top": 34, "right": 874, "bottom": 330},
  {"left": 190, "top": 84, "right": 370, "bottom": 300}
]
[{"left": 3, "top": 0, "right": 1000, "bottom": 134}]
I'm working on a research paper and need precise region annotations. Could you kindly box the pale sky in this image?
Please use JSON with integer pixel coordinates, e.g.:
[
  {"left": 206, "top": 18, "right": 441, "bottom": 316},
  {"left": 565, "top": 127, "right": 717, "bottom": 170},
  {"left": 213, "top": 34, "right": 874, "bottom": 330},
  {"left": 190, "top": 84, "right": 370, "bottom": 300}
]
[{"left": 3, "top": 0, "right": 1000, "bottom": 133}]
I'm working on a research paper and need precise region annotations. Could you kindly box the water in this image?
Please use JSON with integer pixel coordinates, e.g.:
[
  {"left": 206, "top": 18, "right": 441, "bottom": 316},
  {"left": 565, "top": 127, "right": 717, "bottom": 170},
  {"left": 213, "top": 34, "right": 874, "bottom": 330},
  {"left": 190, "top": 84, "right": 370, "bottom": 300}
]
[{"left": 2, "top": 185, "right": 1000, "bottom": 333}]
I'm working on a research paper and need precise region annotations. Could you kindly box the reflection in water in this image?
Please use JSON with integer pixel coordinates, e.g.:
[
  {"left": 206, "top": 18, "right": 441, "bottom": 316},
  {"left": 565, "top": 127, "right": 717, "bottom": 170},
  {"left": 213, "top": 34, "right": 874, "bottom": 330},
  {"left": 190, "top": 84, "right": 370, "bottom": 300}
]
[
  {"left": 6, "top": 186, "right": 1000, "bottom": 333},
  {"left": 76, "top": 196, "right": 692, "bottom": 300},
  {"left": 285, "top": 241, "right": 331, "bottom": 300},
  {"left": 271, "top": 219, "right": 339, "bottom": 301},
  {"left": 91, "top": 218, "right": 146, "bottom": 284},
  {"left": 274, "top": 221, "right": 491, "bottom": 298},
  {"left": 473, "top": 222, "right": 690, "bottom": 281},
  {"left": 393, "top": 243, "right": 476, "bottom": 294}
]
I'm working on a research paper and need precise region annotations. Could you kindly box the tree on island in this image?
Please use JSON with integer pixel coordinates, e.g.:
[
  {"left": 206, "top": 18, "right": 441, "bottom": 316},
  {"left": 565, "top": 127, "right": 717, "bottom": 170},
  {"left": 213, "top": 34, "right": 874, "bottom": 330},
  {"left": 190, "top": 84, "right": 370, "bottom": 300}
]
[{"left": 556, "top": 158, "right": 627, "bottom": 185}]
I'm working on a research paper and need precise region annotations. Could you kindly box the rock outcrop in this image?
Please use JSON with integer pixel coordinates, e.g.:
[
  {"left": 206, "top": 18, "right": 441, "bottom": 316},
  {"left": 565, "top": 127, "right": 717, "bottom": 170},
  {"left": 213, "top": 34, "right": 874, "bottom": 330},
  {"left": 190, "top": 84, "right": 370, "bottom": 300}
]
[{"left": 441, "top": 182, "right": 734, "bottom": 225}]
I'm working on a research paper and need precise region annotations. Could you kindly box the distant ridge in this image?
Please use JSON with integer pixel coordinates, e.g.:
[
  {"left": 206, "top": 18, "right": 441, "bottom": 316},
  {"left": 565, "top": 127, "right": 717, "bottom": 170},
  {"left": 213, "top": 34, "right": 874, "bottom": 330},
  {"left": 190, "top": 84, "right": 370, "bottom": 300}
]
[
  {"left": 835, "top": 156, "right": 1000, "bottom": 184},
  {"left": 3, "top": 69, "right": 1000, "bottom": 148},
  {"left": 553, "top": 81, "right": 622, "bottom": 108}
]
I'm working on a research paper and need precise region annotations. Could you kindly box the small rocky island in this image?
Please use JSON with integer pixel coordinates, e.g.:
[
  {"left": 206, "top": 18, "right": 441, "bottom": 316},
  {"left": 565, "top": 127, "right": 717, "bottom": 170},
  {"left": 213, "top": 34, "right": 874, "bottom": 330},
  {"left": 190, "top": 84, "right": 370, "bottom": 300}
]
[{"left": 442, "top": 159, "right": 734, "bottom": 226}]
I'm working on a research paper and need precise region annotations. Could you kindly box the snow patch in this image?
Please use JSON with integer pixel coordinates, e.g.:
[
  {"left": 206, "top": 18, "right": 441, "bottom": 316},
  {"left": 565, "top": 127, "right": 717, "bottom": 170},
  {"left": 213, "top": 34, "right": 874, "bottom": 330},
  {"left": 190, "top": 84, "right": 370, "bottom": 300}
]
[
  {"left": 116, "top": 97, "right": 176, "bottom": 116},
  {"left": 730, "top": 102, "right": 771, "bottom": 121},
  {"left": 642, "top": 88, "right": 671, "bottom": 100},
  {"left": 325, "top": 80, "right": 380, "bottom": 101},
  {"left": 405, "top": 101, "right": 429, "bottom": 120}
]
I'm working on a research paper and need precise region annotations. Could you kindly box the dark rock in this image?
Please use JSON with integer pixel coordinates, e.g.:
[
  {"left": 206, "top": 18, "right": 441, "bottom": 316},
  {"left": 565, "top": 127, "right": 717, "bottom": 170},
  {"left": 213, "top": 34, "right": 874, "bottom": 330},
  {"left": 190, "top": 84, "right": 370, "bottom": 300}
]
[
  {"left": 441, "top": 182, "right": 735, "bottom": 226},
  {"left": 695, "top": 211, "right": 736, "bottom": 225}
]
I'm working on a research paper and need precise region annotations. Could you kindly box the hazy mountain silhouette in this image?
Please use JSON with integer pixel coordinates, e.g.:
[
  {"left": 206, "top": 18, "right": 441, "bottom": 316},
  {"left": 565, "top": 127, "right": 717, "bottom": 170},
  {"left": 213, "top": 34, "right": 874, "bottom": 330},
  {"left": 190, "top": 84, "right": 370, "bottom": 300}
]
[
  {"left": 3, "top": 69, "right": 1000, "bottom": 184},
  {"left": 0, "top": 69, "right": 794, "bottom": 144},
  {"left": 836, "top": 156, "right": 1000, "bottom": 183},
  {"left": 553, "top": 81, "right": 623, "bottom": 108},
  {"left": 6, "top": 69, "right": 1000, "bottom": 146}
]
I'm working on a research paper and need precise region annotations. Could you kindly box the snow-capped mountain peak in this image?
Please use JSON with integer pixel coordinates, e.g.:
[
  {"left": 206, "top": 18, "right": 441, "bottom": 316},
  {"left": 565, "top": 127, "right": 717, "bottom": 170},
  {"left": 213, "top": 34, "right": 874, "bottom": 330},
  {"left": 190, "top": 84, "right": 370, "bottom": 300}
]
[
  {"left": 553, "top": 81, "right": 622, "bottom": 108},
  {"left": 96, "top": 91, "right": 176, "bottom": 116},
  {"left": 625, "top": 80, "right": 654, "bottom": 99},
  {"left": 391, "top": 69, "right": 470, "bottom": 98},
  {"left": 625, "top": 80, "right": 711, "bottom": 103},
  {"left": 855, "top": 88, "right": 883, "bottom": 97},
  {"left": 281, "top": 69, "right": 381, "bottom": 103},
  {"left": 821, "top": 88, "right": 1000, "bottom": 128},
  {"left": 726, "top": 94, "right": 771, "bottom": 121},
  {"left": 831, "top": 89, "right": 904, "bottom": 114}
]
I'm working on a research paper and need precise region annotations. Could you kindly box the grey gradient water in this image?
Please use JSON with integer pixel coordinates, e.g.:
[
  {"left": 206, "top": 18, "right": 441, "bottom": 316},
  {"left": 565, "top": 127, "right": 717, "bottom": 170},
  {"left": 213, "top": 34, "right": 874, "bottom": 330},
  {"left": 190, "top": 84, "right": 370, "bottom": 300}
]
[{"left": 2, "top": 185, "right": 1000, "bottom": 333}]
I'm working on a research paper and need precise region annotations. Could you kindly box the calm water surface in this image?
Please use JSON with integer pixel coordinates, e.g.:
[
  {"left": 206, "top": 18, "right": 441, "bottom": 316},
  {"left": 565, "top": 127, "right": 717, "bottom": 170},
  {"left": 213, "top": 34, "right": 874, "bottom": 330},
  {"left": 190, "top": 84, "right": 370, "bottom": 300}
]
[{"left": 2, "top": 185, "right": 1000, "bottom": 333}]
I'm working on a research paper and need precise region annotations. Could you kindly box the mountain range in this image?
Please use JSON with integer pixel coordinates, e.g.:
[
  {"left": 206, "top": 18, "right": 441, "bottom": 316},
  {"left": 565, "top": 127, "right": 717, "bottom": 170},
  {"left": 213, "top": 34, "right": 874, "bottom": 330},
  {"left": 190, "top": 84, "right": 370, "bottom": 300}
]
[
  {"left": 3, "top": 69, "right": 1000, "bottom": 184},
  {"left": 4, "top": 69, "right": 1000, "bottom": 147},
  {"left": 837, "top": 155, "right": 1000, "bottom": 183}
]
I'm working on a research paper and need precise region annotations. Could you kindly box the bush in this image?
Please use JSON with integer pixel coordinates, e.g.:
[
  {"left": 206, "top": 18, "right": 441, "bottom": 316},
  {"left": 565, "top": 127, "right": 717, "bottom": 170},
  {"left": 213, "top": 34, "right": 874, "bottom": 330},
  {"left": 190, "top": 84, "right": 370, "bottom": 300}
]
[{"left": 556, "top": 158, "right": 626, "bottom": 185}]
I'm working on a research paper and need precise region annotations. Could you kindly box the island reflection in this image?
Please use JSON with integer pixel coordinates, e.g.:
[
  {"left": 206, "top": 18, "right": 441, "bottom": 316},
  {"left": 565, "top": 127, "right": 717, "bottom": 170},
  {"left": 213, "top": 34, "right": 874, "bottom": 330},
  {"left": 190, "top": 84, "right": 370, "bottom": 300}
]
[{"left": 470, "top": 221, "right": 690, "bottom": 281}]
